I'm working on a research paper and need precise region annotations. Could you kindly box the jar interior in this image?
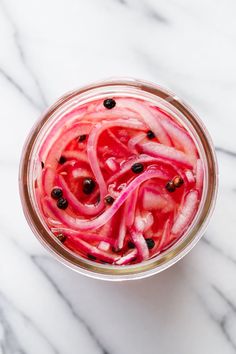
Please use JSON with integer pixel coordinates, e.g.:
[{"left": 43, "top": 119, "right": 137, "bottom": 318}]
[{"left": 20, "top": 79, "right": 217, "bottom": 280}]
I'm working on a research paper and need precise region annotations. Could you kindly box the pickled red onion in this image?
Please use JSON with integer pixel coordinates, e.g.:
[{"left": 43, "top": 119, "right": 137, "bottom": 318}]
[
  {"left": 87, "top": 119, "right": 146, "bottom": 202},
  {"left": 56, "top": 175, "right": 104, "bottom": 216},
  {"left": 171, "top": 190, "right": 199, "bottom": 236},
  {"left": 36, "top": 96, "right": 203, "bottom": 265},
  {"left": 44, "top": 168, "right": 170, "bottom": 231},
  {"left": 141, "top": 142, "right": 193, "bottom": 168}
]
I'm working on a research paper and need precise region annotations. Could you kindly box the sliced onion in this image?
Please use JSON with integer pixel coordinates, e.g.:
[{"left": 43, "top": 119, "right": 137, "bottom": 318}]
[
  {"left": 134, "top": 213, "right": 145, "bottom": 232},
  {"left": 125, "top": 188, "right": 139, "bottom": 227},
  {"left": 42, "top": 167, "right": 56, "bottom": 196},
  {"left": 36, "top": 96, "right": 202, "bottom": 265},
  {"left": 47, "top": 218, "right": 62, "bottom": 226},
  {"left": 141, "top": 185, "right": 175, "bottom": 213},
  {"left": 141, "top": 142, "right": 193, "bottom": 168},
  {"left": 142, "top": 188, "right": 167, "bottom": 211},
  {"left": 82, "top": 110, "right": 140, "bottom": 122},
  {"left": 142, "top": 211, "right": 154, "bottom": 232},
  {"left": 130, "top": 229, "right": 149, "bottom": 261},
  {"left": 56, "top": 175, "right": 104, "bottom": 216},
  {"left": 44, "top": 168, "right": 170, "bottom": 231},
  {"left": 185, "top": 170, "right": 195, "bottom": 184},
  {"left": 39, "top": 113, "right": 90, "bottom": 161},
  {"left": 43, "top": 123, "right": 91, "bottom": 168},
  {"left": 107, "top": 129, "right": 129, "bottom": 153},
  {"left": 117, "top": 98, "right": 172, "bottom": 146},
  {"left": 52, "top": 228, "right": 115, "bottom": 245},
  {"left": 128, "top": 133, "right": 146, "bottom": 153},
  {"left": 156, "top": 218, "right": 172, "bottom": 252},
  {"left": 159, "top": 115, "right": 198, "bottom": 165},
  {"left": 65, "top": 237, "right": 120, "bottom": 263},
  {"left": 57, "top": 161, "right": 76, "bottom": 174},
  {"left": 115, "top": 249, "right": 138, "bottom": 265},
  {"left": 62, "top": 151, "right": 88, "bottom": 163},
  {"left": 108, "top": 154, "right": 174, "bottom": 185},
  {"left": 171, "top": 190, "right": 199, "bottom": 236},
  {"left": 134, "top": 211, "right": 153, "bottom": 232},
  {"left": 105, "top": 157, "right": 119, "bottom": 172},
  {"left": 116, "top": 208, "right": 127, "bottom": 250},
  {"left": 98, "top": 241, "right": 111, "bottom": 251},
  {"left": 87, "top": 119, "right": 146, "bottom": 203},
  {"left": 71, "top": 167, "right": 90, "bottom": 179},
  {"left": 195, "top": 159, "right": 204, "bottom": 192}
]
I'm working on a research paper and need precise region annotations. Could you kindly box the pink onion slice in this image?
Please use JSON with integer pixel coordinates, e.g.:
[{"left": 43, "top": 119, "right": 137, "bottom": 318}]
[
  {"left": 159, "top": 116, "right": 198, "bottom": 165},
  {"left": 141, "top": 142, "right": 193, "bottom": 168},
  {"left": 142, "top": 186, "right": 175, "bottom": 212},
  {"left": 44, "top": 168, "right": 170, "bottom": 231},
  {"left": 82, "top": 109, "right": 140, "bottom": 122},
  {"left": 36, "top": 96, "right": 203, "bottom": 266},
  {"left": 117, "top": 98, "right": 172, "bottom": 146},
  {"left": 107, "top": 129, "right": 129, "bottom": 153},
  {"left": 56, "top": 175, "right": 104, "bottom": 216},
  {"left": 87, "top": 119, "right": 146, "bottom": 202},
  {"left": 156, "top": 218, "right": 172, "bottom": 253},
  {"left": 116, "top": 209, "right": 127, "bottom": 250},
  {"left": 134, "top": 211, "right": 154, "bottom": 232},
  {"left": 171, "top": 190, "right": 199, "bottom": 236},
  {"left": 108, "top": 154, "right": 174, "bottom": 185},
  {"left": 39, "top": 116, "right": 90, "bottom": 162},
  {"left": 62, "top": 151, "right": 88, "bottom": 163},
  {"left": 70, "top": 167, "right": 91, "bottom": 179},
  {"left": 41, "top": 167, "right": 56, "bottom": 196},
  {"left": 105, "top": 157, "right": 119, "bottom": 172},
  {"left": 195, "top": 159, "right": 204, "bottom": 192},
  {"left": 115, "top": 249, "right": 138, "bottom": 265},
  {"left": 125, "top": 188, "right": 139, "bottom": 227},
  {"left": 98, "top": 241, "right": 111, "bottom": 251},
  {"left": 56, "top": 161, "right": 77, "bottom": 174},
  {"left": 66, "top": 237, "right": 120, "bottom": 263},
  {"left": 143, "top": 212, "right": 154, "bottom": 232},
  {"left": 51, "top": 228, "right": 115, "bottom": 245},
  {"left": 130, "top": 229, "right": 149, "bottom": 261},
  {"left": 128, "top": 133, "right": 146, "bottom": 153},
  {"left": 185, "top": 170, "right": 195, "bottom": 184},
  {"left": 43, "top": 123, "right": 91, "bottom": 168}
]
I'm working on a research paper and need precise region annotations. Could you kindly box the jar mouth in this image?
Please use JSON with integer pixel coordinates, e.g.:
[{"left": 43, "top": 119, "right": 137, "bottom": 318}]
[{"left": 19, "top": 78, "right": 218, "bottom": 281}]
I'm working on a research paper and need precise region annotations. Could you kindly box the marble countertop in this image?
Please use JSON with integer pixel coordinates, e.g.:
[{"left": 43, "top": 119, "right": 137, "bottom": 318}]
[{"left": 0, "top": 0, "right": 236, "bottom": 353}]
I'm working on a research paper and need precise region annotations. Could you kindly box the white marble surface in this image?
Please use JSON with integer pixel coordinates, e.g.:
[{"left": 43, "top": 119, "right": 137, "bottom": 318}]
[{"left": 0, "top": 0, "right": 236, "bottom": 353}]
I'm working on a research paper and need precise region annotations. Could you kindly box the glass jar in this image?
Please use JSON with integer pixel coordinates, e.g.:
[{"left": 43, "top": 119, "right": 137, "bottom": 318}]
[{"left": 19, "top": 78, "right": 218, "bottom": 281}]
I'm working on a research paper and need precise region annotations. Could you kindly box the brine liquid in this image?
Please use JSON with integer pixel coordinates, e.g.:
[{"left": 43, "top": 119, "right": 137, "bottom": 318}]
[{"left": 36, "top": 97, "right": 204, "bottom": 265}]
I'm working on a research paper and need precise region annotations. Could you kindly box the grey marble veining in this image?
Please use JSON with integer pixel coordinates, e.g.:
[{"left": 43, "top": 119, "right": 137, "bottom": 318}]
[{"left": 0, "top": 0, "right": 236, "bottom": 353}]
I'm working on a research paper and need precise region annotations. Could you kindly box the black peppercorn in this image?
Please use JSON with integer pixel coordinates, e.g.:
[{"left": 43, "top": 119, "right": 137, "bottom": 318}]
[
  {"left": 147, "top": 130, "right": 155, "bottom": 139},
  {"left": 78, "top": 134, "right": 87, "bottom": 142},
  {"left": 131, "top": 163, "right": 144, "bottom": 174},
  {"left": 128, "top": 241, "right": 135, "bottom": 249},
  {"left": 145, "top": 238, "right": 155, "bottom": 249},
  {"left": 87, "top": 254, "right": 96, "bottom": 261},
  {"left": 165, "top": 181, "right": 176, "bottom": 192},
  {"left": 173, "top": 176, "right": 184, "bottom": 188},
  {"left": 103, "top": 98, "right": 116, "bottom": 109},
  {"left": 83, "top": 178, "right": 96, "bottom": 194},
  {"left": 59, "top": 156, "right": 66, "bottom": 164},
  {"left": 105, "top": 195, "right": 114, "bottom": 205},
  {"left": 51, "top": 188, "right": 63, "bottom": 199},
  {"left": 57, "top": 197, "right": 68, "bottom": 209},
  {"left": 57, "top": 234, "right": 67, "bottom": 243}
]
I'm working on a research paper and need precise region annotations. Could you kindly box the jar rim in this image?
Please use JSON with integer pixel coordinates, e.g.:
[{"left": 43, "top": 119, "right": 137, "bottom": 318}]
[{"left": 19, "top": 77, "right": 218, "bottom": 281}]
